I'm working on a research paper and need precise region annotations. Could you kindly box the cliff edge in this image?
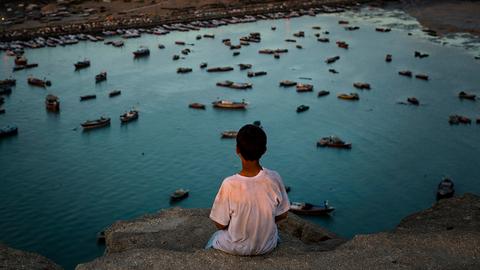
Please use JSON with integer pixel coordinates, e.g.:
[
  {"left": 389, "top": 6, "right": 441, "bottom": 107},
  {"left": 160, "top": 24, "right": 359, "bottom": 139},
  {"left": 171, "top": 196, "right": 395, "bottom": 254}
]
[{"left": 76, "top": 193, "right": 480, "bottom": 270}]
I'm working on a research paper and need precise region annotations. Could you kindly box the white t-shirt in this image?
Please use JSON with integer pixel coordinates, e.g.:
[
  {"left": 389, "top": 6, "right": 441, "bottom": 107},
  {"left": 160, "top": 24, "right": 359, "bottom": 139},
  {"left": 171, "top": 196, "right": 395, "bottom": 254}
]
[{"left": 209, "top": 168, "right": 290, "bottom": 255}]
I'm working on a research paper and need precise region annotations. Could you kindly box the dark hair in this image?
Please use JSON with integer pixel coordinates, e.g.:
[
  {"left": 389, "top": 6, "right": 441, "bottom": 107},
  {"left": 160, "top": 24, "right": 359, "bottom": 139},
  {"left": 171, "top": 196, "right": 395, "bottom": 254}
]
[{"left": 236, "top": 124, "right": 267, "bottom": 161}]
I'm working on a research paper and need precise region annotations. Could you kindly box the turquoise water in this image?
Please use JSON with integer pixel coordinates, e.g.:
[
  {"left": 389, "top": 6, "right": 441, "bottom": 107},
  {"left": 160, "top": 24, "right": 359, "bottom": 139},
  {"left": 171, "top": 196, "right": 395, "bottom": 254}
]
[{"left": 1, "top": 11, "right": 480, "bottom": 269}]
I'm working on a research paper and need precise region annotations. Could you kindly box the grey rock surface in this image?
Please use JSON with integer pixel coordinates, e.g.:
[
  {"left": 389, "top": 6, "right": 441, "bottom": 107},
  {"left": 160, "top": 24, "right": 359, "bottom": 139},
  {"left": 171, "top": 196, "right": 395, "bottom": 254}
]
[
  {"left": 77, "top": 194, "right": 480, "bottom": 270},
  {"left": 0, "top": 244, "right": 63, "bottom": 270}
]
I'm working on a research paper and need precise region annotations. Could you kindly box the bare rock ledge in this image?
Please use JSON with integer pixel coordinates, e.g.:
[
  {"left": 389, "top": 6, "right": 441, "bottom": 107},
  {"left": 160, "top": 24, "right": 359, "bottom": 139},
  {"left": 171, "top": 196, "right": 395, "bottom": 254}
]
[
  {"left": 76, "top": 193, "right": 480, "bottom": 270},
  {"left": 0, "top": 244, "right": 62, "bottom": 270}
]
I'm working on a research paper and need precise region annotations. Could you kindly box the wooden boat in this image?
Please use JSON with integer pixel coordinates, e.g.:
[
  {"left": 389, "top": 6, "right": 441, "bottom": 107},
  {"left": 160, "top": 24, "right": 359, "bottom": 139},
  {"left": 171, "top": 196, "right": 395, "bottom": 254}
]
[
  {"left": 274, "top": 53, "right": 280, "bottom": 59},
  {"left": 207, "top": 66, "right": 234, "bottom": 72},
  {"left": 221, "top": 131, "right": 238, "bottom": 138},
  {"left": 238, "top": 63, "right": 252, "bottom": 70},
  {"left": 0, "top": 87, "right": 12, "bottom": 96},
  {"left": 112, "top": 40, "right": 124, "bottom": 47},
  {"left": 353, "top": 82, "right": 371, "bottom": 90},
  {"left": 312, "top": 26, "right": 321, "bottom": 30},
  {"left": 336, "top": 41, "right": 349, "bottom": 49},
  {"left": 216, "top": 80, "right": 252, "bottom": 90},
  {"left": 296, "top": 105, "right": 309, "bottom": 113},
  {"left": 399, "top": 70, "right": 412, "bottom": 77},
  {"left": 317, "top": 135, "right": 352, "bottom": 149},
  {"left": 375, "top": 27, "right": 391, "bottom": 32},
  {"left": 328, "top": 69, "right": 338, "bottom": 74},
  {"left": 338, "top": 20, "right": 349, "bottom": 24},
  {"left": 0, "top": 79, "right": 16, "bottom": 87},
  {"left": 345, "top": 26, "right": 359, "bottom": 31},
  {"left": 477, "top": 118, "right": 480, "bottom": 124},
  {"left": 109, "top": 90, "right": 121, "bottom": 97},
  {"left": 28, "top": 77, "right": 51, "bottom": 88},
  {"left": 285, "top": 39, "right": 297, "bottom": 43},
  {"left": 80, "top": 94, "right": 96, "bottom": 101},
  {"left": 414, "top": 51, "right": 429, "bottom": 58},
  {"left": 318, "top": 90, "right": 330, "bottom": 97},
  {"left": 407, "top": 97, "right": 419, "bottom": 105},
  {"left": 95, "top": 72, "right": 107, "bottom": 83},
  {"left": 13, "top": 63, "right": 38, "bottom": 71},
  {"left": 325, "top": 56, "right": 340, "bottom": 64},
  {"left": 203, "top": 34, "right": 215, "bottom": 39},
  {"left": 279, "top": 80, "right": 297, "bottom": 87},
  {"left": 448, "top": 114, "right": 471, "bottom": 125},
  {"left": 385, "top": 54, "right": 392, "bottom": 62},
  {"left": 437, "top": 178, "right": 454, "bottom": 201},
  {"left": 233, "top": 51, "right": 240, "bottom": 56},
  {"left": 74, "top": 59, "right": 90, "bottom": 70},
  {"left": 172, "top": 54, "right": 180, "bottom": 61},
  {"left": 289, "top": 201, "right": 335, "bottom": 215},
  {"left": 158, "top": 44, "right": 165, "bottom": 49},
  {"left": 15, "top": 56, "right": 27, "bottom": 66},
  {"left": 133, "top": 47, "right": 150, "bottom": 58},
  {"left": 170, "top": 188, "right": 189, "bottom": 201},
  {"left": 415, "top": 74, "right": 429, "bottom": 80},
  {"left": 120, "top": 110, "right": 139, "bottom": 123},
  {"left": 189, "top": 103, "right": 206, "bottom": 110},
  {"left": 317, "top": 38, "right": 330, "bottom": 43},
  {"left": 177, "top": 67, "right": 192, "bottom": 74},
  {"left": 337, "top": 93, "right": 359, "bottom": 100},
  {"left": 458, "top": 91, "right": 476, "bottom": 100},
  {"left": 181, "top": 48, "right": 191, "bottom": 55},
  {"left": 293, "top": 31, "right": 305, "bottom": 37},
  {"left": 81, "top": 117, "right": 110, "bottom": 130},
  {"left": 247, "top": 71, "right": 267, "bottom": 77},
  {"left": 0, "top": 125, "right": 18, "bottom": 138},
  {"left": 296, "top": 83, "right": 313, "bottom": 92},
  {"left": 200, "top": 62, "right": 208, "bottom": 69},
  {"left": 45, "top": 94, "right": 60, "bottom": 111},
  {"left": 296, "top": 45, "right": 303, "bottom": 49},
  {"left": 175, "top": 41, "right": 186, "bottom": 45},
  {"left": 271, "top": 26, "right": 276, "bottom": 30},
  {"left": 212, "top": 100, "right": 247, "bottom": 109}
]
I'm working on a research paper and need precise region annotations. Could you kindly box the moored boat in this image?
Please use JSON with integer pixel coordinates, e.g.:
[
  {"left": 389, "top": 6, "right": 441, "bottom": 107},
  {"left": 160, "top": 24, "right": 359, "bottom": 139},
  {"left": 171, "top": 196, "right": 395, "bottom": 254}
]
[
  {"left": 318, "top": 90, "right": 330, "bottom": 97},
  {"left": 296, "top": 83, "right": 313, "bottom": 92},
  {"left": 221, "top": 131, "right": 238, "bottom": 138},
  {"left": 399, "top": 70, "right": 412, "bottom": 77},
  {"left": 385, "top": 54, "right": 392, "bottom": 62},
  {"left": 0, "top": 87, "right": 12, "bottom": 96},
  {"left": 0, "top": 125, "right": 18, "bottom": 138},
  {"left": 207, "top": 66, "right": 234, "bottom": 72},
  {"left": 95, "top": 72, "right": 107, "bottom": 83},
  {"left": 279, "top": 80, "right": 297, "bottom": 87},
  {"left": 448, "top": 114, "right": 471, "bottom": 124},
  {"left": 247, "top": 71, "right": 267, "bottom": 77},
  {"left": 189, "top": 103, "right": 206, "bottom": 110},
  {"left": 458, "top": 91, "right": 476, "bottom": 100},
  {"left": 296, "top": 105, "right": 309, "bottom": 113},
  {"left": 81, "top": 117, "right": 110, "bottom": 130},
  {"left": 325, "top": 56, "right": 340, "bottom": 64},
  {"left": 238, "top": 63, "right": 252, "bottom": 70},
  {"left": 407, "top": 97, "right": 419, "bottom": 105},
  {"left": 0, "top": 79, "right": 16, "bottom": 87},
  {"left": 376, "top": 27, "right": 391, "bottom": 32},
  {"left": 45, "top": 94, "right": 60, "bottom": 111},
  {"left": 414, "top": 51, "right": 429, "bottom": 58},
  {"left": 289, "top": 201, "right": 335, "bottom": 215},
  {"left": 177, "top": 67, "right": 193, "bottom": 74},
  {"left": 216, "top": 80, "right": 252, "bottom": 90},
  {"left": 120, "top": 110, "right": 139, "bottom": 123},
  {"left": 28, "top": 77, "right": 51, "bottom": 88},
  {"left": 337, "top": 93, "right": 359, "bottom": 100},
  {"left": 415, "top": 74, "right": 429, "bottom": 80},
  {"left": 212, "top": 99, "right": 247, "bottom": 109},
  {"left": 353, "top": 82, "right": 371, "bottom": 90},
  {"left": 317, "top": 135, "right": 352, "bottom": 149},
  {"left": 336, "top": 41, "right": 349, "bottom": 49},
  {"left": 170, "top": 188, "right": 189, "bottom": 201},
  {"left": 200, "top": 62, "right": 208, "bottom": 69},
  {"left": 74, "top": 59, "right": 90, "bottom": 70},
  {"left": 15, "top": 56, "right": 27, "bottom": 65},
  {"left": 133, "top": 46, "right": 150, "bottom": 58},
  {"left": 437, "top": 178, "right": 454, "bottom": 200},
  {"left": 109, "top": 90, "right": 121, "bottom": 97},
  {"left": 80, "top": 94, "right": 97, "bottom": 101}
]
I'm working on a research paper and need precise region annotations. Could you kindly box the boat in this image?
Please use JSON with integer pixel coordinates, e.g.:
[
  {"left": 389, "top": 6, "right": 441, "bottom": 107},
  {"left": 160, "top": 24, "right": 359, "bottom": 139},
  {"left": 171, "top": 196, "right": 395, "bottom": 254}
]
[
  {"left": 407, "top": 97, "right": 419, "bottom": 105},
  {"left": 289, "top": 201, "right": 335, "bottom": 215},
  {"left": 216, "top": 80, "right": 252, "bottom": 90},
  {"left": 337, "top": 93, "right": 359, "bottom": 100},
  {"left": 415, "top": 74, "right": 429, "bottom": 80},
  {"left": 212, "top": 99, "right": 248, "bottom": 109},
  {"left": 170, "top": 188, "right": 189, "bottom": 201},
  {"left": 172, "top": 54, "right": 180, "bottom": 61},
  {"left": 74, "top": 59, "right": 90, "bottom": 70},
  {"left": 175, "top": 41, "right": 186, "bottom": 45},
  {"left": 247, "top": 71, "right": 267, "bottom": 77},
  {"left": 338, "top": 20, "right": 349, "bottom": 24},
  {"left": 221, "top": 131, "right": 238, "bottom": 138},
  {"left": 253, "top": 120, "right": 262, "bottom": 128},
  {"left": 414, "top": 51, "right": 429, "bottom": 58},
  {"left": 177, "top": 67, "right": 192, "bottom": 74},
  {"left": 279, "top": 80, "right": 297, "bottom": 87},
  {"left": 376, "top": 27, "right": 391, "bottom": 32},
  {"left": 296, "top": 83, "right": 313, "bottom": 92},
  {"left": 296, "top": 45, "right": 303, "bottom": 49},
  {"left": 0, "top": 79, "right": 16, "bottom": 87},
  {"left": 81, "top": 117, "right": 110, "bottom": 130},
  {"left": 336, "top": 41, "right": 349, "bottom": 49},
  {"left": 189, "top": 103, "right": 206, "bottom": 110},
  {"left": 0, "top": 125, "right": 18, "bottom": 138},
  {"left": 181, "top": 48, "right": 191, "bottom": 55},
  {"left": 95, "top": 72, "right": 107, "bottom": 83},
  {"left": 329, "top": 69, "right": 338, "bottom": 74},
  {"left": 353, "top": 82, "right": 371, "bottom": 90},
  {"left": 112, "top": 40, "right": 124, "bottom": 47},
  {"left": 133, "top": 47, "right": 150, "bottom": 58},
  {"left": 238, "top": 63, "right": 252, "bottom": 70},
  {"left": 14, "top": 56, "right": 27, "bottom": 65},
  {"left": 317, "top": 135, "right": 352, "bottom": 149},
  {"left": 296, "top": 105, "right": 309, "bottom": 113},
  {"left": 317, "top": 38, "right": 330, "bottom": 43},
  {"left": 285, "top": 39, "right": 297, "bottom": 43},
  {"left": 28, "top": 77, "right": 51, "bottom": 88},
  {"left": 158, "top": 44, "right": 165, "bottom": 49},
  {"left": 345, "top": 26, "right": 360, "bottom": 31},
  {"left": 325, "top": 56, "right": 340, "bottom": 64},
  {"left": 458, "top": 91, "right": 476, "bottom": 100},
  {"left": 80, "top": 94, "right": 96, "bottom": 101},
  {"left": 399, "top": 70, "right": 412, "bottom": 77},
  {"left": 109, "top": 90, "right": 121, "bottom": 97},
  {"left": 45, "top": 94, "right": 60, "bottom": 111},
  {"left": 448, "top": 114, "right": 471, "bottom": 125},
  {"left": 385, "top": 54, "right": 392, "bottom": 62},
  {"left": 207, "top": 66, "right": 234, "bottom": 72},
  {"left": 0, "top": 108, "right": 5, "bottom": 114},
  {"left": 0, "top": 87, "right": 12, "bottom": 96},
  {"left": 200, "top": 62, "right": 208, "bottom": 69},
  {"left": 437, "top": 178, "right": 454, "bottom": 201},
  {"left": 318, "top": 90, "right": 330, "bottom": 97},
  {"left": 120, "top": 110, "right": 139, "bottom": 123},
  {"left": 477, "top": 118, "right": 480, "bottom": 124}
]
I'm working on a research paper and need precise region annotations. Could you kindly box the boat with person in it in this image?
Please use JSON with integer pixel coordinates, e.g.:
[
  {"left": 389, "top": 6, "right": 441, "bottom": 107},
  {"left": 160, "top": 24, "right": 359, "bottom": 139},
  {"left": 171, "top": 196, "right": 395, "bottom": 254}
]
[
  {"left": 212, "top": 99, "right": 248, "bottom": 109},
  {"left": 437, "top": 178, "right": 454, "bottom": 201},
  {"left": 45, "top": 94, "right": 60, "bottom": 111},
  {"left": 133, "top": 46, "right": 150, "bottom": 58},
  {"left": 81, "top": 117, "right": 110, "bottom": 130},
  {"left": 95, "top": 72, "right": 107, "bottom": 83},
  {"left": 289, "top": 201, "right": 335, "bottom": 215},
  {"left": 317, "top": 135, "right": 352, "bottom": 149},
  {"left": 74, "top": 59, "right": 90, "bottom": 70},
  {"left": 120, "top": 110, "right": 139, "bottom": 123}
]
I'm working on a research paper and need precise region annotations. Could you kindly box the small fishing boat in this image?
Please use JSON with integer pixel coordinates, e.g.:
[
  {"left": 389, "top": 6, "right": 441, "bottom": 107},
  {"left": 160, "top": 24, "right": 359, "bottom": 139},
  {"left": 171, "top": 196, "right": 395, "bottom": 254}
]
[
  {"left": 158, "top": 44, "right": 165, "bottom": 49},
  {"left": 80, "top": 95, "right": 96, "bottom": 101},
  {"left": 0, "top": 125, "right": 18, "bottom": 138},
  {"left": 353, "top": 82, "right": 371, "bottom": 90},
  {"left": 337, "top": 93, "right": 359, "bottom": 100},
  {"left": 448, "top": 115, "right": 471, "bottom": 125},
  {"left": 317, "top": 90, "right": 330, "bottom": 97},
  {"left": 279, "top": 80, "right": 297, "bottom": 87},
  {"left": 170, "top": 188, "right": 189, "bottom": 201},
  {"left": 336, "top": 41, "right": 349, "bottom": 49},
  {"left": 172, "top": 54, "right": 180, "bottom": 61},
  {"left": 375, "top": 27, "right": 391, "bottom": 32},
  {"left": 95, "top": 72, "right": 107, "bottom": 83},
  {"left": 120, "top": 110, "right": 139, "bottom": 123},
  {"left": 399, "top": 70, "right": 412, "bottom": 77},
  {"left": 317, "top": 135, "right": 352, "bottom": 149},
  {"left": 28, "top": 77, "right": 51, "bottom": 88},
  {"left": 0, "top": 108, "right": 5, "bottom": 114},
  {"left": 325, "top": 56, "right": 340, "bottom": 64},
  {"left": 0, "top": 79, "right": 16, "bottom": 87},
  {"left": 274, "top": 53, "right": 280, "bottom": 59},
  {"left": 177, "top": 67, "right": 192, "bottom": 74},
  {"left": 233, "top": 51, "right": 240, "bottom": 56},
  {"left": 296, "top": 83, "right": 313, "bottom": 92},
  {"left": 112, "top": 40, "right": 124, "bottom": 47},
  {"left": 296, "top": 105, "right": 309, "bottom": 113},
  {"left": 345, "top": 26, "right": 359, "bottom": 31},
  {"left": 212, "top": 99, "right": 248, "bottom": 109},
  {"left": 317, "top": 38, "right": 330, "bottom": 43},
  {"left": 175, "top": 41, "right": 186, "bottom": 46},
  {"left": 181, "top": 48, "right": 191, "bottom": 55},
  {"left": 407, "top": 97, "right": 419, "bottom": 105},
  {"left": 338, "top": 20, "right": 349, "bottom": 24},
  {"left": 221, "top": 131, "right": 238, "bottom": 138},
  {"left": 385, "top": 54, "right": 392, "bottom": 62},
  {"left": 45, "top": 94, "right": 60, "bottom": 111},
  {"left": 216, "top": 81, "right": 252, "bottom": 90},
  {"left": 458, "top": 91, "right": 476, "bottom": 100},
  {"left": 0, "top": 87, "right": 12, "bottom": 96},
  {"left": 414, "top": 51, "right": 429, "bottom": 58},
  {"left": 296, "top": 45, "right": 303, "bottom": 49},
  {"left": 200, "top": 62, "right": 208, "bottom": 69},
  {"left": 289, "top": 201, "right": 335, "bottom": 215},
  {"left": 207, "top": 66, "right": 234, "bottom": 72},
  {"left": 253, "top": 120, "right": 262, "bottom": 128},
  {"left": 238, "top": 63, "right": 252, "bottom": 70},
  {"left": 415, "top": 74, "right": 429, "bottom": 80},
  {"left": 437, "top": 178, "right": 454, "bottom": 201},
  {"left": 109, "top": 90, "right": 121, "bottom": 97},
  {"left": 189, "top": 103, "right": 206, "bottom": 110},
  {"left": 133, "top": 46, "right": 150, "bottom": 58},
  {"left": 247, "top": 71, "right": 267, "bottom": 77},
  {"left": 74, "top": 59, "right": 90, "bottom": 70},
  {"left": 329, "top": 69, "right": 338, "bottom": 74},
  {"left": 81, "top": 117, "right": 110, "bottom": 130},
  {"left": 15, "top": 56, "right": 27, "bottom": 65}
]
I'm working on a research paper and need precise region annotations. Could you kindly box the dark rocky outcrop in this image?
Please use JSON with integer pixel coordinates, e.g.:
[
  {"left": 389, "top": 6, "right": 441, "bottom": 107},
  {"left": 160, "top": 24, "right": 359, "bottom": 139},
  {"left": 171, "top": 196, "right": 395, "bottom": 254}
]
[
  {"left": 77, "top": 193, "right": 480, "bottom": 270},
  {"left": 0, "top": 244, "right": 63, "bottom": 270}
]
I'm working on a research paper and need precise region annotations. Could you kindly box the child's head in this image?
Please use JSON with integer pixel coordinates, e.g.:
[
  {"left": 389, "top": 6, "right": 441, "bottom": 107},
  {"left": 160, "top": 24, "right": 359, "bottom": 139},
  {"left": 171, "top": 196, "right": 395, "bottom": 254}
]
[{"left": 236, "top": 124, "right": 267, "bottom": 161}]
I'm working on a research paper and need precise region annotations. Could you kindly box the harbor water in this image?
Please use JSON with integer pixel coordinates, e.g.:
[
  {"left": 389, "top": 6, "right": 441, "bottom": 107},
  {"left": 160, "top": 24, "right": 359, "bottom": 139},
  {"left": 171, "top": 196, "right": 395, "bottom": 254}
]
[{"left": 1, "top": 8, "right": 480, "bottom": 269}]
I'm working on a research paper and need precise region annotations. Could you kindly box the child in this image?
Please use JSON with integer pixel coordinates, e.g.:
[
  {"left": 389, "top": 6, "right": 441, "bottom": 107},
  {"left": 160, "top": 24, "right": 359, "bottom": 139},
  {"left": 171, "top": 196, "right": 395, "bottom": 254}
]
[{"left": 207, "top": 124, "right": 290, "bottom": 255}]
